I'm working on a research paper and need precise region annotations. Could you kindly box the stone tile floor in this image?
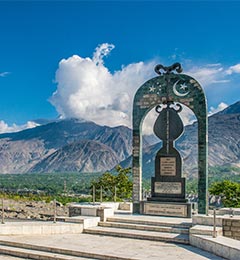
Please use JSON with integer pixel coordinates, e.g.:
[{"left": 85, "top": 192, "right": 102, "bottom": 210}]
[{"left": 0, "top": 233, "right": 225, "bottom": 260}]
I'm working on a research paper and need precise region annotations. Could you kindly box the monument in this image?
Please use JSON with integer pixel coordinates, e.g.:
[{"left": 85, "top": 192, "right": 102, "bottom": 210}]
[{"left": 132, "top": 63, "right": 208, "bottom": 216}]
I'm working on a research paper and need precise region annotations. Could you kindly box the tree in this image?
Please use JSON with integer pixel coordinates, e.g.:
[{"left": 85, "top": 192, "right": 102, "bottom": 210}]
[
  {"left": 209, "top": 180, "right": 240, "bottom": 208},
  {"left": 115, "top": 165, "right": 132, "bottom": 200},
  {"left": 91, "top": 166, "right": 132, "bottom": 201}
]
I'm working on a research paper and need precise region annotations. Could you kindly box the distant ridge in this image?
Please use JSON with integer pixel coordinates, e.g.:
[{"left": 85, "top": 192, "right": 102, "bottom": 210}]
[{"left": 218, "top": 101, "right": 240, "bottom": 115}]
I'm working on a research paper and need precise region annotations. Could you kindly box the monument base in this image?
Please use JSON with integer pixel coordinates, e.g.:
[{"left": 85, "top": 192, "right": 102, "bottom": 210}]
[{"left": 140, "top": 201, "right": 192, "bottom": 218}]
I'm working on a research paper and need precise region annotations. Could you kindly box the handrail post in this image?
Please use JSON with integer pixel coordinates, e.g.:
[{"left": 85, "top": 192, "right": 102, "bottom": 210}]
[
  {"left": 53, "top": 199, "right": 57, "bottom": 223},
  {"left": 93, "top": 185, "right": 95, "bottom": 205},
  {"left": 114, "top": 186, "right": 117, "bottom": 202},
  {"left": 1, "top": 197, "right": 5, "bottom": 224},
  {"left": 213, "top": 208, "right": 217, "bottom": 238},
  {"left": 100, "top": 186, "right": 103, "bottom": 203}
]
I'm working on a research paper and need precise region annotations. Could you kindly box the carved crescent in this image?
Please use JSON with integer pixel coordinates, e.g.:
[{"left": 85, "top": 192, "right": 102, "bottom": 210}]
[{"left": 173, "top": 80, "right": 189, "bottom": 97}]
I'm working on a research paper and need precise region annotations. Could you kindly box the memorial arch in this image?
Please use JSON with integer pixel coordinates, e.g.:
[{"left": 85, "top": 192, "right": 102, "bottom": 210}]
[{"left": 132, "top": 63, "right": 208, "bottom": 214}]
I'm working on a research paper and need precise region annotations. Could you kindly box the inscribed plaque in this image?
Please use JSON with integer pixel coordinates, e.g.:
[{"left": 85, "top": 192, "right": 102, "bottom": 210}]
[
  {"left": 155, "top": 182, "right": 181, "bottom": 194},
  {"left": 144, "top": 203, "right": 187, "bottom": 217},
  {"left": 160, "top": 157, "right": 176, "bottom": 176}
]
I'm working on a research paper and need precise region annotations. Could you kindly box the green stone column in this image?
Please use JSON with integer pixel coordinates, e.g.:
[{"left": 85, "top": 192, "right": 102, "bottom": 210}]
[{"left": 197, "top": 114, "right": 209, "bottom": 214}]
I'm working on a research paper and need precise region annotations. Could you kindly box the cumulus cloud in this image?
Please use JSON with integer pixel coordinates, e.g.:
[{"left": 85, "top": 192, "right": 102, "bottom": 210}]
[
  {"left": 0, "top": 72, "right": 10, "bottom": 77},
  {"left": 50, "top": 43, "right": 155, "bottom": 128},
  {"left": 50, "top": 45, "right": 238, "bottom": 132},
  {"left": 0, "top": 120, "right": 39, "bottom": 134},
  {"left": 208, "top": 102, "right": 228, "bottom": 116}
]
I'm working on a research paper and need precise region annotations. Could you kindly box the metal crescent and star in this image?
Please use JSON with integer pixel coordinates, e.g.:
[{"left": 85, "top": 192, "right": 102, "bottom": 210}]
[
  {"left": 148, "top": 81, "right": 190, "bottom": 97},
  {"left": 172, "top": 80, "right": 190, "bottom": 97}
]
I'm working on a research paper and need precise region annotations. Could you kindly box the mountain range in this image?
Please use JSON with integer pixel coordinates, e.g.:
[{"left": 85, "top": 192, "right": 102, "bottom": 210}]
[{"left": 0, "top": 101, "right": 240, "bottom": 178}]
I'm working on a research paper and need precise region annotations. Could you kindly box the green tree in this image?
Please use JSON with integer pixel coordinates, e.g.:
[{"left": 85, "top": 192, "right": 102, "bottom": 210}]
[
  {"left": 115, "top": 165, "right": 132, "bottom": 200},
  {"left": 209, "top": 180, "right": 240, "bottom": 208},
  {"left": 91, "top": 166, "right": 132, "bottom": 201}
]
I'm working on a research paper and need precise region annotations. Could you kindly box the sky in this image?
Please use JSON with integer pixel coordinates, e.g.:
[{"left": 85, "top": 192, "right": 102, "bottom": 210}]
[{"left": 0, "top": 1, "right": 240, "bottom": 134}]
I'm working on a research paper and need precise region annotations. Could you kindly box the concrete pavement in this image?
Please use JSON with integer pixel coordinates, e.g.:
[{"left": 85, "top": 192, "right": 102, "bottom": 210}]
[{"left": 0, "top": 232, "right": 225, "bottom": 260}]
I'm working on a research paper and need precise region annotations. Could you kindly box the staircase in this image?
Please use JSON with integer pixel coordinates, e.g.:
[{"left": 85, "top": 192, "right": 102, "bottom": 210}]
[
  {"left": 0, "top": 239, "right": 131, "bottom": 260},
  {"left": 84, "top": 215, "right": 192, "bottom": 244}
]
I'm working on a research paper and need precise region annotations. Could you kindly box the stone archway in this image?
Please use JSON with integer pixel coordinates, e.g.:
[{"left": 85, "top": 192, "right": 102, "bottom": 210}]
[{"left": 132, "top": 63, "right": 208, "bottom": 214}]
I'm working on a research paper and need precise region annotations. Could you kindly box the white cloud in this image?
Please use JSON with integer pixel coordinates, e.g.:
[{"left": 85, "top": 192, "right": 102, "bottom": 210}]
[
  {"left": 185, "top": 64, "right": 229, "bottom": 87},
  {"left": 209, "top": 102, "right": 228, "bottom": 116},
  {"left": 49, "top": 44, "right": 239, "bottom": 130},
  {"left": 206, "top": 63, "right": 222, "bottom": 67},
  {"left": 226, "top": 64, "right": 240, "bottom": 75},
  {"left": 50, "top": 43, "right": 155, "bottom": 128},
  {"left": 0, "top": 72, "right": 10, "bottom": 77},
  {"left": 0, "top": 120, "right": 39, "bottom": 134}
]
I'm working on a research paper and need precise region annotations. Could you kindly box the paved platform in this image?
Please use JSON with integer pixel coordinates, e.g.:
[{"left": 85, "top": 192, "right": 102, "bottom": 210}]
[
  {"left": 0, "top": 256, "right": 26, "bottom": 259},
  {"left": 0, "top": 232, "right": 225, "bottom": 260}
]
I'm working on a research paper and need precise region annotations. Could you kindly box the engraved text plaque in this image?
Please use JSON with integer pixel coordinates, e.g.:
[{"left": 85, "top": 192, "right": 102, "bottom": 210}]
[
  {"left": 144, "top": 203, "right": 187, "bottom": 217},
  {"left": 160, "top": 157, "right": 176, "bottom": 176},
  {"left": 155, "top": 182, "right": 182, "bottom": 194}
]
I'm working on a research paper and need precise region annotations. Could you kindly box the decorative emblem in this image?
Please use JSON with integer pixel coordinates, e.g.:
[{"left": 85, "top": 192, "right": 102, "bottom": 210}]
[
  {"left": 173, "top": 80, "right": 189, "bottom": 97},
  {"left": 154, "top": 63, "right": 183, "bottom": 75}
]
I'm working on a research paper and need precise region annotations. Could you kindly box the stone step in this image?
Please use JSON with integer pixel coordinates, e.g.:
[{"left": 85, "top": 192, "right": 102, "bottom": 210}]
[
  {"left": 190, "top": 225, "right": 223, "bottom": 236},
  {"left": 0, "top": 244, "right": 91, "bottom": 260},
  {"left": 107, "top": 216, "right": 192, "bottom": 228},
  {"left": 84, "top": 226, "right": 189, "bottom": 244},
  {"left": 0, "top": 240, "right": 135, "bottom": 260},
  {"left": 99, "top": 221, "right": 189, "bottom": 234}
]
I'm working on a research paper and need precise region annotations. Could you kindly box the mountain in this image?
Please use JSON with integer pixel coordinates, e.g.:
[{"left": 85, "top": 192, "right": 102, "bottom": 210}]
[
  {"left": 29, "top": 140, "right": 120, "bottom": 173},
  {"left": 121, "top": 101, "right": 240, "bottom": 178},
  {"left": 0, "top": 118, "right": 132, "bottom": 173},
  {"left": 0, "top": 101, "right": 239, "bottom": 175}
]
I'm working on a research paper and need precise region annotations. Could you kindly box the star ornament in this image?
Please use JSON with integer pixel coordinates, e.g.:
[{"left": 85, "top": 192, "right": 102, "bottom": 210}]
[
  {"left": 149, "top": 85, "right": 156, "bottom": 92},
  {"left": 179, "top": 83, "right": 188, "bottom": 91},
  {"left": 173, "top": 80, "right": 190, "bottom": 97}
]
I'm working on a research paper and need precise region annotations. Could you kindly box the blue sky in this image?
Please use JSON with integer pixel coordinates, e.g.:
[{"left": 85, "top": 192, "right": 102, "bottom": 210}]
[{"left": 0, "top": 1, "right": 240, "bottom": 133}]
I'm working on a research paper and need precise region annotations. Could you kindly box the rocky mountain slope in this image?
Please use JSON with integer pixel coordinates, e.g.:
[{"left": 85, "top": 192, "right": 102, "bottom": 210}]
[
  {"left": 29, "top": 140, "right": 120, "bottom": 173},
  {"left": 0, "top": 101, "right": 239, "bottom": 176},
  {"left": 0, "top": 119, "right": 132, "bottom": 173}
]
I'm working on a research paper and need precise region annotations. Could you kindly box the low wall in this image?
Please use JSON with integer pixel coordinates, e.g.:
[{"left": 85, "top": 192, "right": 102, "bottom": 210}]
[
  {"left": 69, "top": 204, "right": 114, "bottom": 221},
  {"left": 193, "top": 214, "right": 240, "bottom": 241},
  {"left": 0, "top": 221, "right": 83, "bottom": 235},
  {"left": 223, "top": 218, "right": 240, "bottom": 241}
]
